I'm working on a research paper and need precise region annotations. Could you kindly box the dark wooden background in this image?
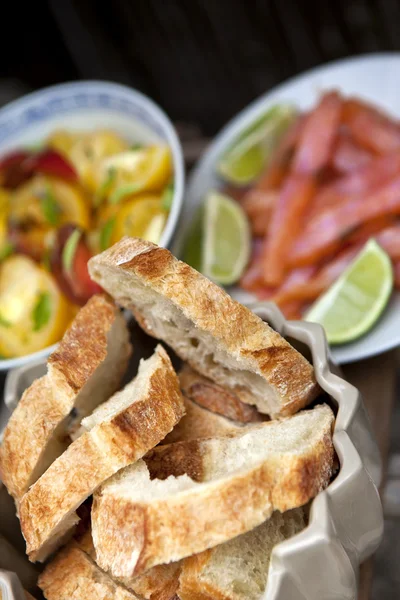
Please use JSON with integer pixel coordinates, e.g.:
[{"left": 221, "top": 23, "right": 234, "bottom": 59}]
[{"left": 3, "top": 0, "right": 400, "bottom": 136}]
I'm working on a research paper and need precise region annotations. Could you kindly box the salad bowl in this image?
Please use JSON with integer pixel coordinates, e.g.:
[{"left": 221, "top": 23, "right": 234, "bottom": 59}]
[{"left": 0, "top": 80, "right": 184, "bottom": 371}]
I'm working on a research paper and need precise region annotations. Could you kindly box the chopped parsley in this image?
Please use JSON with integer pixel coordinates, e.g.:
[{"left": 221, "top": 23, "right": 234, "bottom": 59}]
[
  {"left": 109, "top": 183, "right": 140, "bottom": 205},
  {"left": 95, "top": 167, "right": 117, "bottom": 207},
  {"left": 62, "top": 229, "right": 81, "bottom": 274},
  {"left": 40, "top": 185, "right": 61, "bottom": 226},
  {"left": 99, "top": 217, "right": 116, "bottom": 252},
  {"left": 32, "top": 292, "right": 52, "bottom": 332}
]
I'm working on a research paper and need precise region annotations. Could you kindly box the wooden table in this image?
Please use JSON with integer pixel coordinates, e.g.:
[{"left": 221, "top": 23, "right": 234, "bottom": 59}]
[{"left": 342, "top": 350, "right": 398, "bottom": 600}]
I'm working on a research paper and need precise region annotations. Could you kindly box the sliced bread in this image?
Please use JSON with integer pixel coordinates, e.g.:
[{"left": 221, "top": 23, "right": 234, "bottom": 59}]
[
  {"left": 76, "top": 529, "right": 181, "bottom": 600},
  {"left": 0, "top": 294, "right": 131, "bottom": 501},
  {"left": 179, "top": 364, "right": 263, "bottom": 423},
  {"left": 19, "top": 345, "right": 185, "bottom": 562},
  {"left": 38, "top": 543, "right": 141, "bottom": 600},
  {"left": 88, "top": 238, "right": 320, "bottom": 418},
  {"left": 92, "top": 404, "right": 334, "bottom": 577},
  {"left": 162, "top": 395, "right": 243, "bottom": 444},
  {"left": 178, "top": 508, "right": 306, "bottom": 600}
]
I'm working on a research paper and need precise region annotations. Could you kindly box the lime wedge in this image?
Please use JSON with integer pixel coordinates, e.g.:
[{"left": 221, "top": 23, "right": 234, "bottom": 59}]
[
  {"left": 183, "top": 192, "right": 251, "bottom": 285},
  {"left": 217, "top": 105, "right": 296, "bottom": 185},
  {"left": 306, "top": 240, "right": 393, "bottom": 345},
  {"left": 202, "top": 191, "right": 250, "bottom": 285}
]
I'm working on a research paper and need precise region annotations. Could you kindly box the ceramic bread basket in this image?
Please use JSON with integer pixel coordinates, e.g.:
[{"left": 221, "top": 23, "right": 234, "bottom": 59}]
[{"left": 0, "top": 302, "right": 384, "bottom": 600}]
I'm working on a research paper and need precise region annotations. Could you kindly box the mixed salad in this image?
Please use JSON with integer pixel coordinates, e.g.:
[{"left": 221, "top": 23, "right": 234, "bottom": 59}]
[{"left": 0, "top": 130, "right": 173, "bottom": 358}]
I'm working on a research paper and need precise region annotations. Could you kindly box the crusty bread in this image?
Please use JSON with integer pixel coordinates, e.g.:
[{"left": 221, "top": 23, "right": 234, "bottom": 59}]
[
  {"left": 76, "top": 529, "right": 181, "bottom": 600},
  {"left": 19, "top": 346, "right": 185, "bottom": 562},
  {"left": 0, "top": 295, "right": 131, "bottom": 501},
  {"left": 162, "top": 395, "right": 242, "bottom": 444},
  {"left": 38, "top": 543, "right": 140, "bottom": 600},
  {"left": 92, "top": 404, "right": 334, "bottom": 577},
  {"left": 88, "top": 238, "right": 320, "bottom": 418},
  {"left": 178, "top": 508, "right": 306, "bottom": 600},
  {"left": 179, "top": 364, "right": 263, "bottom": 423}
]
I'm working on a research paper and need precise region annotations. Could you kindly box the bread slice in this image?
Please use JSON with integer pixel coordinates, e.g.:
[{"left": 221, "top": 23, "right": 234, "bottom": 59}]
[
  {"left": 38, "top": 543, "right": 141, "bottom": 600},
  {"left": 179, "top": 364, "right": 263, "bottom": 423},
  {"left": 0, "top": 294, "right": 131, "bottom": 501},
  {"left": 162, "top": 395, "right": 243, "bottom": 444},
  {"left": 92, "top": 404, "right": 334, "bottom": 577},
  {"left": 19, "top": 346, "right": 185, "bottom": 562},
  {"left": 88, "top": 238, "right": 320, "bottom": 418},
  {"left": 178, "top": 508, "right": 306, "bottom": 600},
  {"left": 76, "top": 528, "right": 181, "bottom": 600}
]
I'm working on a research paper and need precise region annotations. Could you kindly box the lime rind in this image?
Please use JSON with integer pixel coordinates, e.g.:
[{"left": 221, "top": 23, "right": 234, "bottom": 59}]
[
  {"left": 202, "top": 191, "right": 251, "bottom": 285},
  {"left": 217, "top": 104, "right": 296, "bottom": 185},
  {"left": 306, "top": 239, "right": 393, "bottom": 345}
]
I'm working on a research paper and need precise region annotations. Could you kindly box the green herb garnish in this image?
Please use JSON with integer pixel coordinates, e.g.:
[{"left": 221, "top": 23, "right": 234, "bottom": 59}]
[
  {"left": 99, "top": 217, "right": 116, "bottom": 252},
  {"left": 130, "top": 143, "right": 143, "bottom": 151},
  {"left": 162, "top": 183, "right": 174, "bottom": 210},
  {"left": 94, "top": 167, "right": 117, "bottom": 207},
  {"left": 40, "top": 185, "right": 61, "bottom": 226},
  {"left": 0, "top": 242, "right": 13, "bottom": 262},
  {"left": 62, "top": 229, "right": 81, "bottom": 274},
  {"left": 109, "top": 183, "right": 140, "bottom": 205},
  {"left": 0, "top": 314, "right": 11, "bottom": 328},
  {"left": 32, "top": 292, "right": 51, "bottom": 332}
]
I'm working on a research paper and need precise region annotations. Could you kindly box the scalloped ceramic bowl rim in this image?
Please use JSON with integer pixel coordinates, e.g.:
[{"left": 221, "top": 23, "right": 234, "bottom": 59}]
[
  {"left": 2, "top": 301, "right": 384, "bottom": 599},
  {"left": 0, "top": 80, "right": 185, "bottom": 372}
]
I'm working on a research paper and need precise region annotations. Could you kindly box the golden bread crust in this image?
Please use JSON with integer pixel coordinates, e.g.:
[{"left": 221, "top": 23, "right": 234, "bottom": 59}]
[
  {"left": 92, "top": 406, "right": 334, "bottom": 577},
  {"left": 89, "top": 238, "right": 320, "bottom": 417},
  {"left": 19, "top": 346, "right": 185, "bottom": 562},
  {"left": 0, "top": 295, "right": 131, "bottom": 502}
]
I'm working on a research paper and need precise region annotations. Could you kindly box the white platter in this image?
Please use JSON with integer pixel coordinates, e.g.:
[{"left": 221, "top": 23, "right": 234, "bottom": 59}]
[{"left": 176, "top": 53, "right": 400, "bottom": 364}]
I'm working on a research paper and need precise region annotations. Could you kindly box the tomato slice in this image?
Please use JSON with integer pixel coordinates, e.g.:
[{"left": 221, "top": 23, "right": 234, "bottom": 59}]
[
  {"left": 0, "top": 148, "right": 77, "bottom": 189},
  {"left": 0, "top": 150, "right": 32, "bottom": 188},
  {"left": 26, "top": 149, "right": 77, "bottom": 182},
  {"left": 50, "top": 225, "right": 102, "bottom": 305}
]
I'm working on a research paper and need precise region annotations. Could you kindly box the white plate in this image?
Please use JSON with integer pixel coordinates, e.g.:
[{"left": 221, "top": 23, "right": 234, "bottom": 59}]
[{"left": 176, "top": 53, "right": 400, "bottom": 364}]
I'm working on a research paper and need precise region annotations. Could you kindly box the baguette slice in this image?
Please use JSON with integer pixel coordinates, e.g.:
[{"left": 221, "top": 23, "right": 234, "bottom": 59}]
[
  {"left": 19, "top": 345, "right": 185, "bottom": 562},
  {"left": 0, "top": 294, "right": 131, "bottom": 501},
  {"left": 88, "top": 238, "right": 320, "bottom": 418},
  {"left": 162, "top": 395, "right": 243, "bottom": 444},
  {"left": 92, "top": 404, "right": 334, "bottom": 577},
  {"left": 77, "top": 529, "right": 181, "bottom": 600},
  {"left": 38, "top": 544, "right": 141, "bottom": 600},
  {"left": 179, "top": 364, "right": 263, "bottom": 423},
  {"left": 178, "top": 508, "right": 306, "bottom": 600}
]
